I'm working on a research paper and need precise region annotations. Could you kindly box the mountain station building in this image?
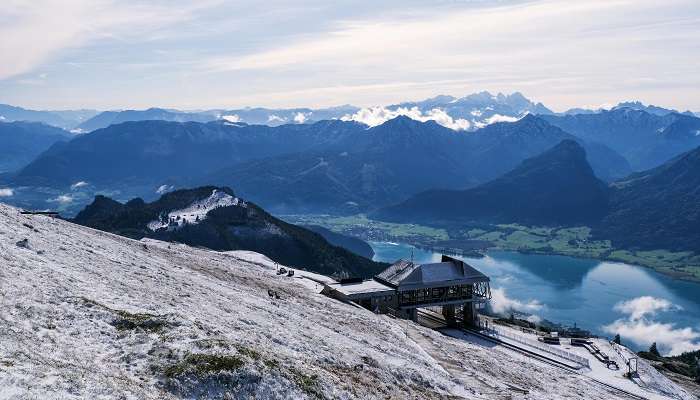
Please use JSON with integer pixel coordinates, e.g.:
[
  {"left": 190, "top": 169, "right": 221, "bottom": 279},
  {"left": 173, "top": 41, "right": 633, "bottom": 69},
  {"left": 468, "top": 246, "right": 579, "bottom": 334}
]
[{"left": 323, "top": 255, "right": 491, "bottom": 326}]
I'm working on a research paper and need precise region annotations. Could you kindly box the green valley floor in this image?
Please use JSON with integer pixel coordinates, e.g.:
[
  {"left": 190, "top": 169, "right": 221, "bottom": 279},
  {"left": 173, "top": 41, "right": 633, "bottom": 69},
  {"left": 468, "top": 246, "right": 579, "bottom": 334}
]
[{"left": 282, "top": 214, "right": 700, "bottom": 283}]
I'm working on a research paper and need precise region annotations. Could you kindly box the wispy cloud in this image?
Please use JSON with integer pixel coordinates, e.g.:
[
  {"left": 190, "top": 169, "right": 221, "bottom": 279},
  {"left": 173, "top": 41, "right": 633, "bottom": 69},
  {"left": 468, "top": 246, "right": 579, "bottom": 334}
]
[
  {"left": 603, "top": 296, "right": 699, "bottom": 356},
  {"left": 1, "top": 0, "right": 698, "bottom": 111},
  {"left": 48, "top": 194, "right": 73, "bottom": 204},
  {"left": 341, "top": 106, "right": 472, "bottom": 130},
  {"left": 221, "top": 114, "right": 241, "bottom": 123},
  {"left": 0, "top": 0, "right": 209, "bottom": 81},
  {"left": 0, "top": 188, "right": 14, "bottom": 197},
  {"left": 613, "top": 296, "right": 679, "bottom": 320},
  {"left": 70, "top": 181, "right": 88, "bottom": 190},
  {"left": 489, "top": 287, "right": 544, "bottom": 316},
  {"left": 156, "top": 184, "right": 173, "bottom": 195},
  {"left": 198, "top": 0, "right": 700, "bottom": 111}
]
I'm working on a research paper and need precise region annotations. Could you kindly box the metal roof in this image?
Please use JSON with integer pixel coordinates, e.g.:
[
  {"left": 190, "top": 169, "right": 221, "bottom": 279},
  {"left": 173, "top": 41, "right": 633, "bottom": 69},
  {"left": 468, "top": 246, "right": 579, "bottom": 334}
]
[
  {"left": 326, "top": 279, "right": 394, "bottom": 300},
  {"left": 375, "top": 255, "right": 489, "bottom": 290}
]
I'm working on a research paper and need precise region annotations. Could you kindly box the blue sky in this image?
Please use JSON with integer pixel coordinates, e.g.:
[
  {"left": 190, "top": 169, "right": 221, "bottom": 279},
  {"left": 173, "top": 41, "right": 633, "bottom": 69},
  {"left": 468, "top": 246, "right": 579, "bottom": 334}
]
[{"left": 1, "top": 0, "right": 699, "bottom": 111}]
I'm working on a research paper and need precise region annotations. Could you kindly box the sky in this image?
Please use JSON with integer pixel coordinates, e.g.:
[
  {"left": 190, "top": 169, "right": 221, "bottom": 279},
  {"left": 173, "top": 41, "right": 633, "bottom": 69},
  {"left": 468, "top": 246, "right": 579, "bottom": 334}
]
[{"left": 1, "top": 0, "right": 699, "bottom": 112}]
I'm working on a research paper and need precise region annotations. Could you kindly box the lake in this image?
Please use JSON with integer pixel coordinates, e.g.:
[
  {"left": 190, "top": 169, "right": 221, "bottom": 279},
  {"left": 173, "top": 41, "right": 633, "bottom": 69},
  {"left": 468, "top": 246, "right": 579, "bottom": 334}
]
[{"left": 370, "top": 241, "right": 700, "bottom": 354}]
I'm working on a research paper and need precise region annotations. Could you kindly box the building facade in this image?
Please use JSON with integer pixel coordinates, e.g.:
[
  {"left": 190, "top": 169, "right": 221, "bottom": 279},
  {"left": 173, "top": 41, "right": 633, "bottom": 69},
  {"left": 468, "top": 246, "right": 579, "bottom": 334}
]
[{"left": 324, "top": 255, "right": 491, "bottom": 326}]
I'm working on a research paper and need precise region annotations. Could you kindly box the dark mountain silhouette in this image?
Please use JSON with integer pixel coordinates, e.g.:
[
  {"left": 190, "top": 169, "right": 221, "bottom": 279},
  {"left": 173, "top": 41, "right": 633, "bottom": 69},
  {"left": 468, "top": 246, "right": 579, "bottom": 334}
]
[
  {"left": 302, "top": 225, "right": 375, "bottom": 259},
  {"left": 0, "top": 121, "right": 71, "bottom": 173},
  {"left": 12, "top": 119, "right": 365, "bottom": 189},
  {"left": 72, "top": 186, "right": 385, "bottom": 278},
  {"left": 373, "top": 140, "right": 610, "bottom": 226},
  {"left": 599, "top": 145, "right": 700, "bottom": 251}
]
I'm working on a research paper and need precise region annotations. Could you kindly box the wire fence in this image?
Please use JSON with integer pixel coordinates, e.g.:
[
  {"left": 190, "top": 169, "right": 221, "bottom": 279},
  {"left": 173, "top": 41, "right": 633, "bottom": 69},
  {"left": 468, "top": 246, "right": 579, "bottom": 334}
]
[{"left": 490, "top": 326, "right": 590, "bottom": 369}]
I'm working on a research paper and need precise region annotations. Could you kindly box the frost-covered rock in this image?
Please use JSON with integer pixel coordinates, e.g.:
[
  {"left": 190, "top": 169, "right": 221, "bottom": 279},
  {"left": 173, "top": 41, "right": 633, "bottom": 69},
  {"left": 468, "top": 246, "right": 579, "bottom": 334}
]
[{"left": 147, "top": 189, "right": 246, "bottom": 231}]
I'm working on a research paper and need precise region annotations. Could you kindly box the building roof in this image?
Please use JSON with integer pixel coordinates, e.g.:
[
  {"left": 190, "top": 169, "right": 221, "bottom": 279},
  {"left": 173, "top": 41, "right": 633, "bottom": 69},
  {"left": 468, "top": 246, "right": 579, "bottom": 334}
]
[
  {"left": 375, "top": 255, "right": 489, "bottom": 290},
  {"left": 326, "top": 279, "right": 394, "bottom": 300}
]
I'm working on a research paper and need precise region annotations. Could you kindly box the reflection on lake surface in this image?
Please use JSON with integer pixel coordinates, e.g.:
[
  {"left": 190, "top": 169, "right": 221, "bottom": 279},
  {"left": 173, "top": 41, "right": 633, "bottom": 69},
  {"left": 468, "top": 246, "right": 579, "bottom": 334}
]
[{"left": 370, "top": 241, "right": 700, "bottom": 352}]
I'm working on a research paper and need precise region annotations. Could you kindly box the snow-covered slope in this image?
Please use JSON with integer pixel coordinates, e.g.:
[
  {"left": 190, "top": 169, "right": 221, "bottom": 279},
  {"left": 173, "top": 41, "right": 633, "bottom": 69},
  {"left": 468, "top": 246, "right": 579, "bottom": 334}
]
[
  {"left": 146, "top": 189, "right": 246, "bottom": 231},
  {"left": 0, "top": 203, "right": 688, "bottom": 399}
]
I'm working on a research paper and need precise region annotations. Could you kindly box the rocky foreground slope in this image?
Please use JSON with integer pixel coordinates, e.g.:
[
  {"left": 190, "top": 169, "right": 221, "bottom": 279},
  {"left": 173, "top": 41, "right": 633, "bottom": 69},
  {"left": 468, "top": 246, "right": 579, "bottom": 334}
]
[{"left": 0, "top": 203, "right": 689, "bottom": 399}]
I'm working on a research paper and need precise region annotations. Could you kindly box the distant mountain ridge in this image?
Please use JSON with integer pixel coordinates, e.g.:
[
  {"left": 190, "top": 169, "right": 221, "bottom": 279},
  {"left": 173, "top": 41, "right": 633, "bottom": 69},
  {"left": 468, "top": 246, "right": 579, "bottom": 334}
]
[
  {"left": 77, "top": 105, "right": 362, "bottom": 132},
  {"left": 204, "top": 115, "right": 629, "bottom": 213},
  {"left": 0, "top": 104, "right": 98, "bottom": 130},
  {"left": 72, "top": 186, "right": 385, "bottom": 278},
  {"left": 374, "top": 140, "right": 610, "bottom": 225},
  {"left": 541, "top": 109, "right": 700, "bottom": 171},
  {"left": 559, "top": 101, "right": 695, "bottom": 117},
  {"left": 0, "top": 121, "right": 71, "bottom": 173},
  {"left": 5, "top": 115, "right": 631, "bottom": 215},
  {"left": 76, "top": 108, "right": 218, "bottom": 132},
  {"left": 2, "top": 96, "right": 695, "bottom": 134}
]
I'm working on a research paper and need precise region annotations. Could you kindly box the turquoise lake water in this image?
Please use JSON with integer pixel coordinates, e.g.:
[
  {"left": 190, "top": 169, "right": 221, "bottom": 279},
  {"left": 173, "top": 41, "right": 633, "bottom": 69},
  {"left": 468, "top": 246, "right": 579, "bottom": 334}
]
[{"left": 370, "top": 241, "right": 700, "bottom": 353}]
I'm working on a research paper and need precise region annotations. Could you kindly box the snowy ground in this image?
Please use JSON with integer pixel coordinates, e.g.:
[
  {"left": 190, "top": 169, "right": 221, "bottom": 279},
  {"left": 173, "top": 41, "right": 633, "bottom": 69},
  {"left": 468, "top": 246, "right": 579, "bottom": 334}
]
[
  {"left": 0, "top": 203, "right": 693, "bottom": 399},
  {"left": 146, "top": 189, "right": 245, "bottom": 231},
  {"left": 482, "top": 323, "right": 696, "bottom": 400}
]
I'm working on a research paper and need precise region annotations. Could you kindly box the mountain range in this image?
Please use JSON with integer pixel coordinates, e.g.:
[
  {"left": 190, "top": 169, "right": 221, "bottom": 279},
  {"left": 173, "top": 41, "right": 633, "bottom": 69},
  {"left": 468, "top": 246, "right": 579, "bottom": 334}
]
[
  {"left": 3, "top": 94, "right": 697, "bottom": 133},
  {"left": 0, "top": 104, "right": 98, "bottom": 130},
  {"left": 72, "top": 186, "right": 384, "bottom": 278},
  {"left": 4, "top": 114, "right": 632, "bottom": 215},
  {"left": 2, "top": 94, "right": 700, "bottom": 256},
  {"left": 205, "top": 115, "right": 628, "bottom": 214},
  {"left": 0, "top": 121, "right": 71, "bottom": 173},
  {"left": 374, "top": 139, "right": 700, "bottom": 253},
  {"left": 541, "top": 109, "right": 700, "bottom": 170},
  {"left": 374, "top": 140, "right": 610, "bottom": 226}
]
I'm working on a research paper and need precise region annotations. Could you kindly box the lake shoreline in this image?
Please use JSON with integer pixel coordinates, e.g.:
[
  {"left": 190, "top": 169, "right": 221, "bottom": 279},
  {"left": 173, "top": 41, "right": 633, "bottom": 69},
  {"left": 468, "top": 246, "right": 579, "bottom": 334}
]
[
  {"left": 280, "top": 214, "right": 700, "bottom": 284},
  {"left": 489, "top": 246, "right": 700, "bottom": 284},
  {"left": 369, "top": 240, "right": 700, "bottom": 355}
]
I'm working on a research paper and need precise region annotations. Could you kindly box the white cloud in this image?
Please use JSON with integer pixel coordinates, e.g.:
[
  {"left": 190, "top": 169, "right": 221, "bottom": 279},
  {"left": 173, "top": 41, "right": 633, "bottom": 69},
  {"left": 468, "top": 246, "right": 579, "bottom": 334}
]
[
  {"left": 484, "top": 114, "right": 520, "bottom": 125},
  {"left": 602, "top": 296, "right": 699, "bottom": 356},
  {"left": 293, "top": 112, "right": 309, "bottom": 124},
  {"left": 0, "top": 188, "right": 14, "bottom": 197},
  {"left": 156, "top": 184, "right": 173, "bottom": 195},
  {"left": 341, "top": 106, "right": 471, "bottom": 130},
  {"left": 70, "top": 181, "right": 88, "bottom": 190},
  {"left": 267, "top": 115, "right": 286, "bottom": 123},
  {"left": 200, "top": 0, "right": 700, "bottom": 112},
  {"left": 49, "top": 194, "right": 73, "bottom": 204},
  {"left": 613, "top": 296, "right": 679, "bottom": 321},
  {"left": 2, "top": 0, "right": 699, "bottom": 112},
  {"left": 489, "top": 287, "right": 544, "bottom": 316},
  {"left": 0, "top": 1, "right": 208, "bottom": 80},
  {"left": 221, "top": 114, "right": 240, "bottom": 123},
  {"left": 603, "top": 319, "right": 700, "bottom": 356}
]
